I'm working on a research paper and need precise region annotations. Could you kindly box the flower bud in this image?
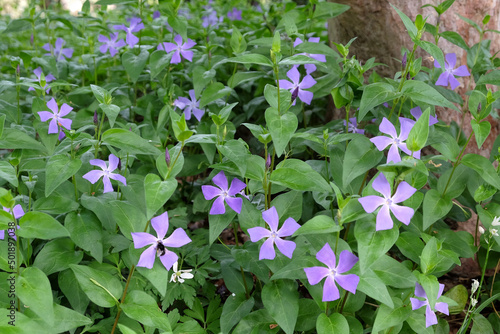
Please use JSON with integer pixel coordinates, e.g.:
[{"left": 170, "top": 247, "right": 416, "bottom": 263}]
[
  {"left": 16, "top": 65, "right": 20, "bottom": 76},
  {"left": 478, "top": 103, "right": 482, "bottom": 112},
  {"left": 291, "top": 87, "right": 299, "bottom": 103},
  {"left": 402, "top": 52, "right": 407, "bottom": 69},
  {"left": 165, "top": 147, "right": 171, "bottom": 167},
  {"left": 30, "top": 33, "right": 34, "bottom": 46},
  {"left": 266, "top": 154, "right": 271, "bottom": 170},
  {"left": 471, "top": 279, "right": 479, "bottom": 294},
  {"left": 478, "top": 226, "right": 485, "bottom": 235},
  {"left": 93, "top": 110, "right": 98, "bottom": 125},
  {"left": 117, "top": 158, "right": 122, "bottom": 171}
]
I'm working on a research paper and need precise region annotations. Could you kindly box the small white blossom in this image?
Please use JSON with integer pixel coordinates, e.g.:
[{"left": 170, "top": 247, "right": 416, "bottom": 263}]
[
  {"left": 478, "top": 226, "right": 485, "bottom": 235},
  {"left": 471, "top": 279, "right": 479, "bottom": 294},
  {"left": 491, "top": 228, "right": 499, "bottom": 237},
  {"left": 470, "top": 298, "right": 478, "bottom": 307},
  {"left": 169, "top": 262, "right": 194, "bottom": 283},
  {"left": 492, "top": 216, "right": 500, "bottom": 226}
]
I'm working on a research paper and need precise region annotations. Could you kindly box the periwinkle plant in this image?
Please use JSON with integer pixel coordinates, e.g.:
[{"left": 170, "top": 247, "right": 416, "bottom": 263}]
[{"left": 1, "top": 1, "right": 499, "bottom": 334}]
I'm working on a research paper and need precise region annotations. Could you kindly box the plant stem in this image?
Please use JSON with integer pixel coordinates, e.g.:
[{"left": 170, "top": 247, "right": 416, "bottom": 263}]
[
  {"left": 110, "top": 265, "right": 135, "bottom": 334},
  {"left": 442, "top": 132, "right": 473, "bottom": 196}
]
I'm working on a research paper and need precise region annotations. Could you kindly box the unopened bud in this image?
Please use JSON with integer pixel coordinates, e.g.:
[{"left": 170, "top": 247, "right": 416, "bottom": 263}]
[
  {"left": 471, "top": 279, "right": 479, "bottom": 294},
  {"left": 165, "top": 147, "right": 171, "bottom": 167},
  {"left": 478, "top": 103, "right": 482, "bottom": 111},
  {"left": 291, "top": 87, "right": 299, "bottom": 103},
  {"left": 16, "top": 65, "right": 20, "bottom": 76},
  {"left": 402, "top": 52, "right": 407, "bottom": 69},
  {"left": 93, "top": 110, "right": 98, "bottom": 125},
  {"left": 30, "top": 33, "right": 34, "bottom": 46},
  {"left": 117, "top": 158, "right": 122, "bottom": 171},
  {"left": 406, "top": 72, "right": 411, "bottom": 80},
  {"left": 266, "top": 154, "right": 271, "bottom": 170},
  {"left": 478, "top": 226, "right": 485, "bottom": 235}
]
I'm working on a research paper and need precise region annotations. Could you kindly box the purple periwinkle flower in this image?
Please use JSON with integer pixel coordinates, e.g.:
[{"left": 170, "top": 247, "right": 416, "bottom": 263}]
[
  {"left": 247, "top": 206, "right": 300, "bottom": 260},
  {"left": 411, "top": 283, "right": 449, "bottom": 327},
  {"left": 434, "top": 53, "right": 470, "bottom": 90},
  {"left": 202, "top": 11, "right": 223, "bottom": 28},
  {"left": 293, "top": 37, "right": 326, "bottom": 74},
  {"left": 114, "top": 17, "right": 144, "bottom": 48},
  {"left": 43, "top": 38, "right": 74, "bottom": 61},
  {"left": 28, "top": 67, "right": 55, "bottom": 94},
  {"left": 344, "top": 117, "right": 365, "bottom": 134},
  {"left": 410, "top": 106, "right": 438, "bottom": 126},
  {"left": 38, "top": 98, "right": 73, "bottom": 134},
  {"left": 152, "top": 10, "right": 161, "bottom": 20},
  {"left": 82, "top": 154, "right": 127, "bottom": 193},
  {"left": 370, "top": 117, "right": 420, "bottom": 163},
  {"left": 358, "top": 173, "right": 416, "bottom": 230},
  {"left": 173, "top": 89, "right": 204, "bottom": 121},
  {"left": 165, "top": 147, "right": 171, "bottom": 167},
  {"left": 158, "top": 34, "right": 196, "bottom": 64},
  {"left": 131, "top": 212, "right": 191, "bottom": 270},
  {"left": 202, "top": 171, "right": 246, "bottom": 215},
  {"left": 279, "top": 67, "right": 316, "bottom": 106},
  {"left": 227, "top": 8, "right": 242, "bottom": 21},
  {"left": 98, "top": 33, "right": 126, "bottom": 57},
  {"left": 1, "top": 205, "right": 24, "bottom": 241},
  {"left": 304, "top": 243, "right": 359, "bottom": 302}
]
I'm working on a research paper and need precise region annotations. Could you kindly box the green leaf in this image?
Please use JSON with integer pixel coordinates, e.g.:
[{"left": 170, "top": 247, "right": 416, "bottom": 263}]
[
  {"left": 99, "top": 103, "right": 120, "bottom": 128},
  {"left": 220, "top": 294, "right": 255, "bottom": 334},
  {"left": 262, "top": 280, "right": 299, "bottom": 334},
  {"left": 69, "top": 264, "right": 123, "bottom": 308},
  {"left": 293, "top": 215, "right": 341, "bottom": 236},
  {"left": 313, "top": 2, "right": 350, "bottom": 20},
  {"left": 471, "top": 119, "right": 491, "bottom": 149},
  {"left": 217, "top": 139, "right": 250, "bottom": 177},
  {"left": 476, "top": 70, "right": 500, "bottom": 86},
  {"left": 45, "top": 154, "right": 82, "bottom": 197},
  {"left": 109, "top": 200, "right": 147, "bottom": 239},
  {"left": 406, "top": 107, "right": 430, "bottom": 152},
  {"left": 230, "top": 27, "right": 247, "bottom": 54},
  {"left": 371, "top": 255, "right": 416, "bottom": 289},
  {"left": 372, "top": 297, "right": 411, "bottom": 333},
  {"left": 121, "top": 290, "right": 172, "bottom": 332},
  {"left": 440, "top": 31, "right": 469, "bottom": 50},
  {"left": 122, "top": 49, "right": 149, "bottom": 83},
  {"left": 90, "top": 84, "right": 110, "bottom": 104},
  {"left": 33, "top": 239, "right": 83, "bottom": 275},
  {"left": 422, "top": 189, "right": 453, "bottom": 229},
  {"left": 144, "top": 174, "right": 177, "bottom": 219},
  {"left": 18, "top": 267, "right": 54, "bottom": 326},
  {"left": 193, "top": 66, "right": 215, "bottom": 97},
  {"left": 316, "top": 313, "right": 349, "bottom": 333},
  {"left": 0, "top": 161, "right": 18, "bottom": 187},
  {"left": 64, "top": 211, "right": 103, "bottom": 263},
  {"left": 149, "top": 50, "right": 173, "bottom": 79},
  {"left": 18, "top": 211, "right": 69, "bottom": 239},
  {"left": 419, "top": 41, "right": 445, "bottom": 69},
  {"left": 390, "top": 4, "right": 418, "bottom": 40},
  {"left": 429, "top": 130, "right": 460, "bottom": 161},
  {"left": 0, "top": 114, "right": 5, "bottom": 138},
  {"left": 461, "top": 154, "right": 500, "bottom": 190},
  {"left": 271, "top": 159, "right": 331, "bottom": 193},
  {"left": 233, "top": 309, "right": 279, "bottom": 334},
  {"left": 420, "top": 237, "right": 460, "bottom": 274},
  {"left": 266, "top": 107, "right": 298, "bottom": 157},
  {"left": 357, "top": 268, "right": 394, "bottom": 308},
  {"left": 471, "top": 314, "right": 494, "bottom": 334},
  {"left": 167, "top": 15, "right": 187, "bottom": 40},
  {"left": 358, "top": 82, "right": 399, "bottom": 121},
  {"left": 343, "top": 136, "right": 383, "bottom": 187},
  {"left": 221, "top": 263, "right": 253, "bottom": 295},
  {"left": 396, "top": 232, "right": 425, "bottom": 263},
  {"left": 402, "top": 81, "right": 460, "bottom": 111},
  {"left": 227, "top": 54, "right": 273, "bottom": 67},
  {"left": 102, "top": 128, "right": 161, "bottom": 155},
  {"left": 0, "top": 128, "right": 46, "bottom": 152},
  {"left": 199, "top": 82, "right": 231, "bottom": 108},
  {"left": 264, "top": 85, "right": 292, "bottom": 113},
  {"left": 271, "top": 190, "right": 303, "bottom": 223},
  {"left": 444, "top": 284, "right": 468, "bottom": 315},
  {"left": 209, "top": 210, "right": 237, "bottom": 245}
]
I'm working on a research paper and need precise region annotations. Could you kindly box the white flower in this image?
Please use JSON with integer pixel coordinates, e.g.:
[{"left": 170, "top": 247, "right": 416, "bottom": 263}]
[
  {"left": 492, "top": 216, "right": 500, "bottom": 226},
  {"left": 169, "top": 261, "right": 194, "bottom": 283},
  {"left": 478, "top": 226, "right": 485, "bottom": 235},
  {"left": 471, "top": 279, "right": 479, "bottom": 294},
  {"left": 491, "top": 228, "right": 499, "bottom": 237},
  {"left": 470, "top": 298, "right": 478, "bottom": 307}
]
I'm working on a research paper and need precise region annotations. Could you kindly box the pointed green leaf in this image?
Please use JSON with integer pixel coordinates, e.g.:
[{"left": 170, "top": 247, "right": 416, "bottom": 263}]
[
  {"left": 122, "top": 49, "right": 149, "bottom": 83},
  {"left": 262, "top": 280, "right": 299, "bottom": 334},
  {"left": 265, "top": 107, "right": 298, "bottom": 157},
  {"left": 18, "top": 211, "right": 69, "bottom": 239},
  {"left": 45, "top": 154, "right": 82, "bottom": 197},
  {"left": 18, "top": 267, "right": 54, "bottom": 326}
]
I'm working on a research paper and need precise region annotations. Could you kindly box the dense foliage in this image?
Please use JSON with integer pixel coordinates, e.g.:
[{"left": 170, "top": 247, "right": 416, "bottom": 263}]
[{"left": 0, "top": 0, "right": 499, "bottom": 333}]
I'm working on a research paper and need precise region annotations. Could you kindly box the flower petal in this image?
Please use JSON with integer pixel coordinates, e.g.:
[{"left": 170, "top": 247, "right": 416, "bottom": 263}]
[
  {"left": 212, "top": 171, "right": 228, "bottom": 191},
  {"left": 410, "top": 297, "right": 426, "bottom": 310},
  {"left": 435, "top": 72, "right": 450, "bottom": 87},
  {"left": 131, "top": 232, "right": 157, "bottom": 248},
  {"left": 159, "top": 251, "right": 178, "bottom": 271},
  {"left": 192, "top": 108, "right": 205, "bottom": 121},
  {"left": 445, "top": 53, "right": 456, "bottom": 68},
  {"left": 228, "top": 178, "right": 246, "bottom": 196},
  {"left": 108, "top": 173, "right": 127, "bottom": 186},
  {"left": 247, "top": 226, "right": 271, "bottom": 242},
  {"left": 180, "top": 50, "right": 194, "bottom": 62},
  {"left": 286, "top": 66, "right": 301, "bottom": 84},
  {"left": 304, "top": 266, "right": 329, "bottom": 285},
  {"left": 137, "top": 245, "right": 156, "bottom": 269},
  {"left": 89, "top": 159, "right": 107, "bottom": 170},
  {"left": 322, "top": 275, "right": 340, "bottom": 301},
  {"left": 48, "top": 119, "right": 59, "bottom": 134},
  {"left": 151, "top": 211, "right": 169, "bottom": 239},
  {"left": 279, "top": 79, "right": 294, "bottom": 90},
  {"left": 390, "top": 204, "right": 414, "bottom": 225},
  {"left": 435, "top": 302, "right": 449, "bottom": 315},
  {"left": 12, "top": 205, "right": 24, "bottom": 219},
  {"left": 225, "top": 196, "right": 243, "bottom": 214},
  {"left": 379, "top": 117, "right": 397, "bottom": 138},
  {"left": 202, "top": 185, "right": 222, "bottom": 200},
  {"left": 316, "top": 243, "right": 336, "bottom": 269},
  {"left": 173, "top": 34, "right": 183, "bottom": 46},
  {"left": 170, "top": 51, "right": 182, "bottom": 64},
  {"left": 392, "top": 181, "right": 416, "bottom": 203},
  {"left": 370, "top": 136, "right": 393, "bottom": 151},
  {"left": 336, "top": 250, "right": 358, "bottom": 274},
  {"left": 358, "top": 195, "right": 385, "bottom": 213},
  {"left": 425, "top": 304, "right": 438, "bottom": 327},
  {"left": 399, "top": 117, "right": 415, "bottom": 141},
  {"left": 277, "top": 217, "right": 300, "bottom": 237},
  {"left": 387, "top": 143, "right": 401, "bottom": 163},
  {"left": 163, "top": 227, "right": 191, "bottom": 248},
  {"left": 47, "top": 98, "right": 59, "bottom": 114},
  {"left": 298, "top": 90, "right": 314, "bottom": 105},
  {"left": 183, "top": 39, "right": 196, "bottom": 49},
  {"left": 299, "top": 75, "right": 316, "bottom": 89},
  {"left": 448, "top": 75, "right": 461, "bottom": 90},
  {"left": 274, "top": 238, "right": 296, "bottom": 258},
  {"left": 102, "top": 175, "right": 114, "bottom": 193},
  {"left": 58, "top": 118, "right": 72, "bottom": 131},
  {"left": 335, "top": 273, "right": 359, "bottom": 294},
  {"left": 376, "top": 204, "right": 393, "bottom": 230},
  {"left": 210, "top": 196, "right": 226, "bottom": 215},
  {"left": 82, "top": 170, "right": 104, "bottom": 184},
  {"left": 414, "top": 283, "right": 427, "bottom": 298},
  {"left": 452, "top": 65, "right": 470, "bottom": 77},
  {"left": 372, "top": 173, "right": 391, "bottom": 198},
  {"left": 108, "top": 154, "right": 119, "bottom": 171},
  {"left": 38, "top": 111, "right": 54, "bottom": 122},
  {"left": 262, "top": 206, "right": 279, "bottom": 232},
  {"left": 410, "top": 106, "right": 422, "bottom": 120},
  {"left": 259, "top": 238, "right": 276, "bottom": 260},
  {"left": 437, "top": 283, "right": 445, "bottom": 298}
]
